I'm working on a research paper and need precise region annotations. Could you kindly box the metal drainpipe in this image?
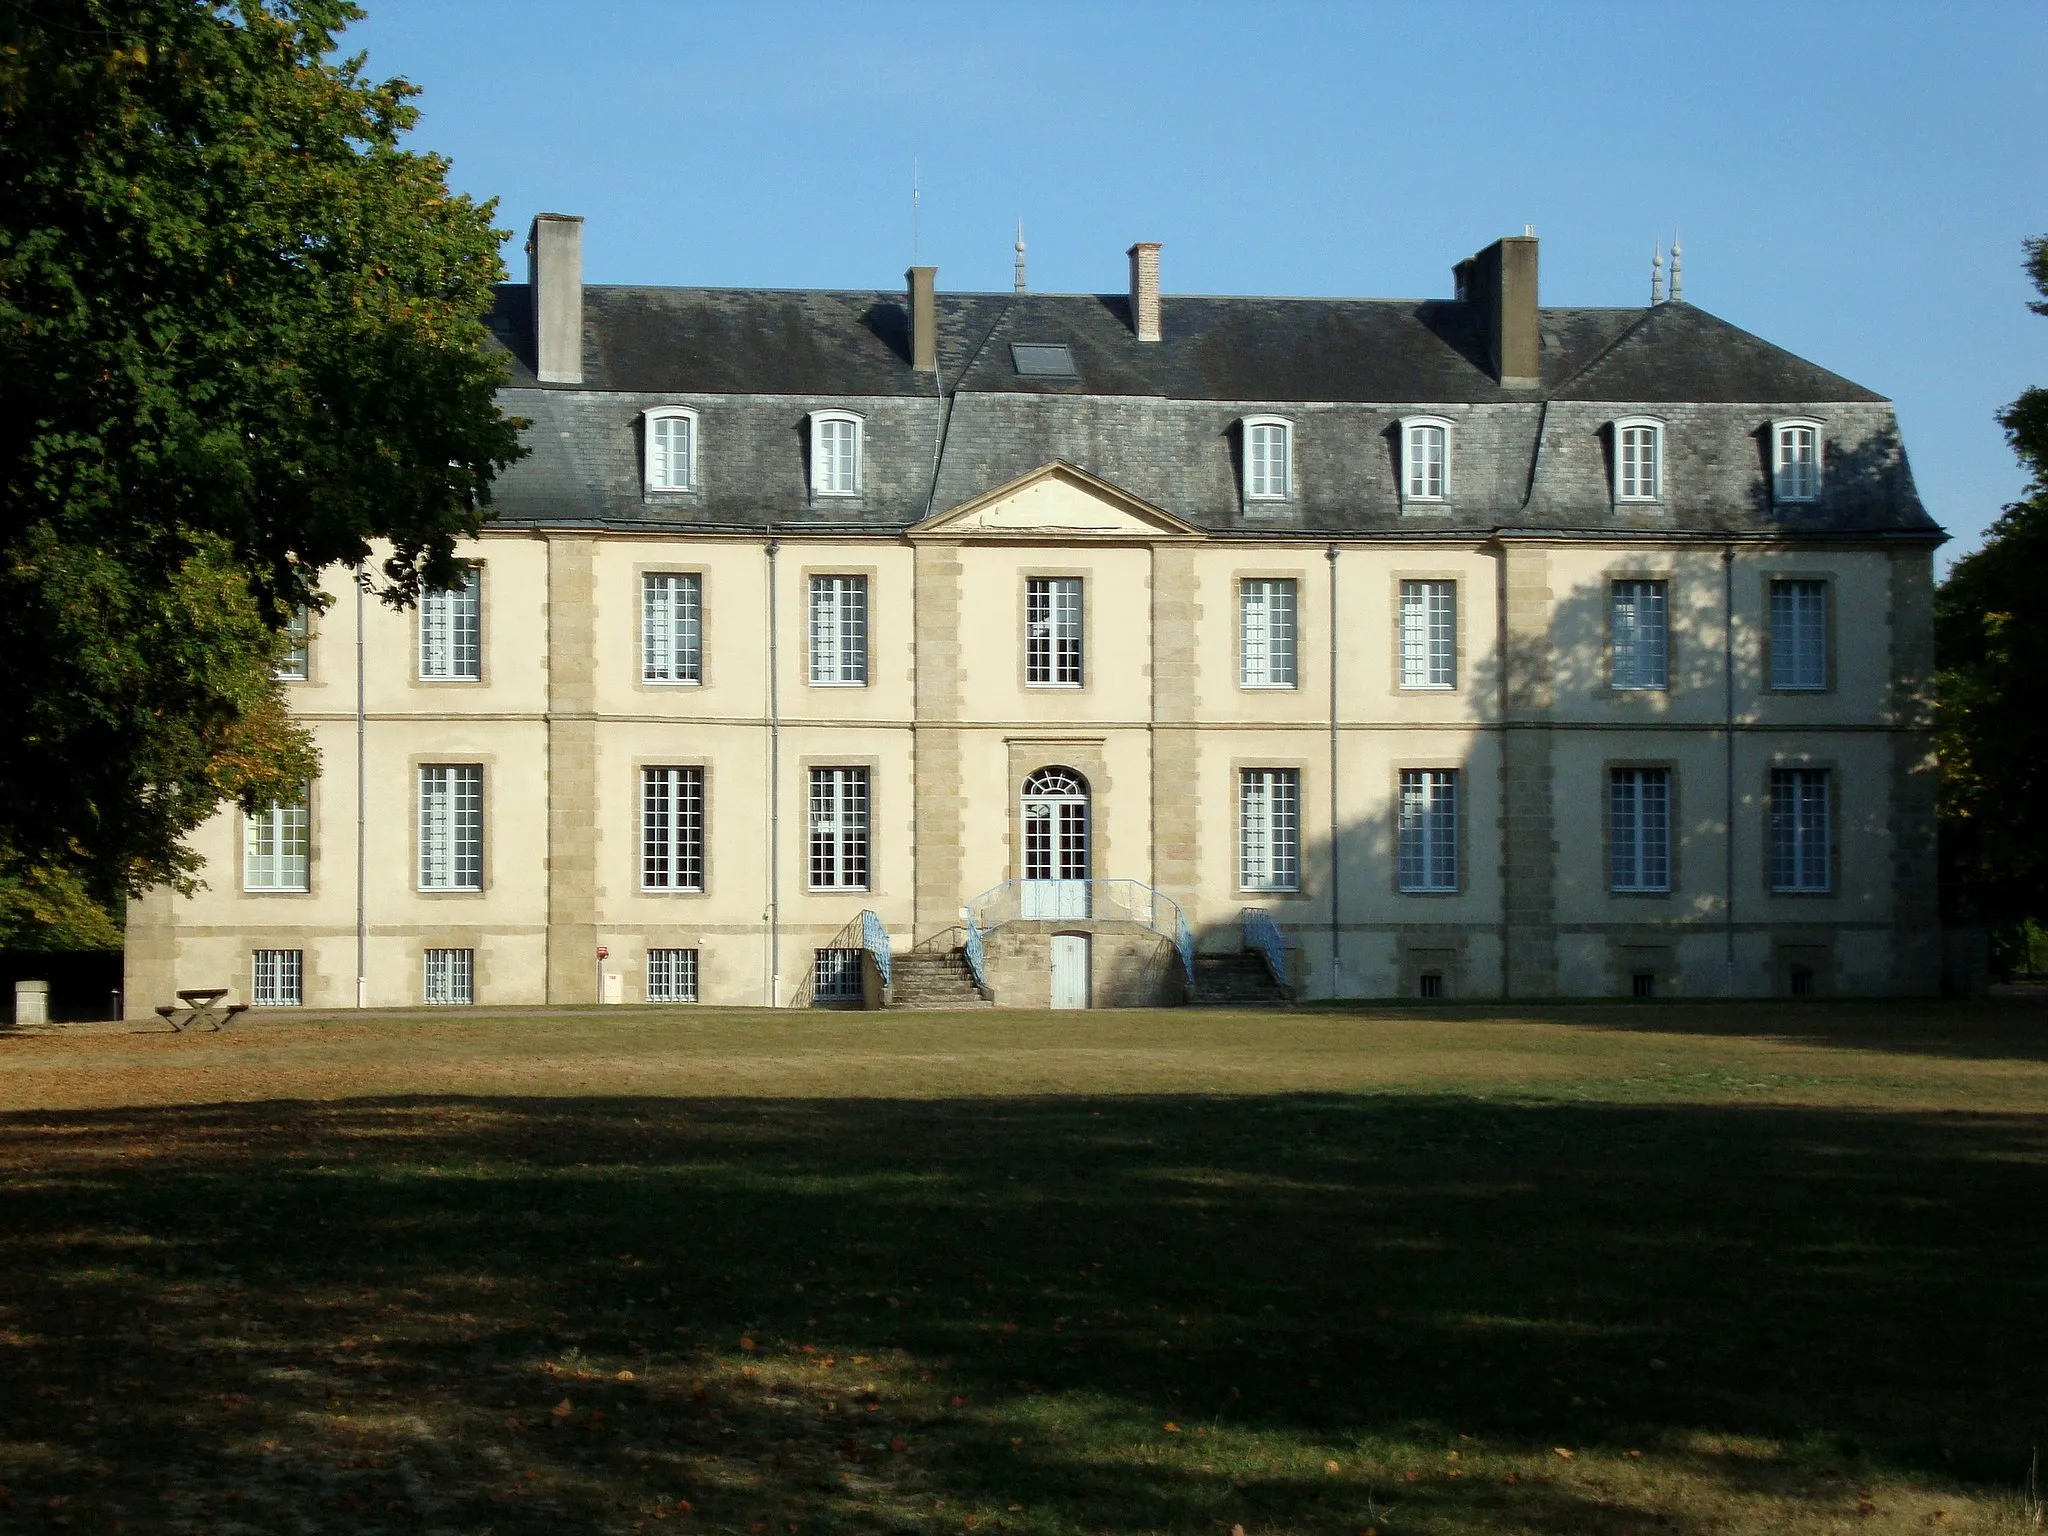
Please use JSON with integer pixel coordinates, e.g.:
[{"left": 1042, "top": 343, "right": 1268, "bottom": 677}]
[
  {"left": 767, "top": 538, "right": 782, "bottom": 1007},
  {"left": 1326, "top": 544, "right": 1340, "bottom": 999},
  {"left": 1722, "top": 545, "right": 1737, "bottom": 996},
  {"left": 355, "top": 576, "right": 367, "bottom": 1009}
]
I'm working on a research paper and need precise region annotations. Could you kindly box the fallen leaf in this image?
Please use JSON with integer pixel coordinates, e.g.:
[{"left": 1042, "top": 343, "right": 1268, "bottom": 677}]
[
  {"left": 1325, "top": 1460, "right": 1341, "bottom": 1474},
  {"left": 890, "top": 1435, "right": 907, "bottom": 1453},
  {"left": 1163, "top": 1421, "right": 1181, "bottom": 1433},
  {"left": 551, "top": 1399, "right": 574, "bottom": 1419},
  {"left": 739, "top": 1337, "right": 756, "bottom": 1352},
  {"left": 948, "top": 1395, "right": 966, "bottom": 1408},
  {"left": 1554, "top": 1447, "right": 1575, "bottom": 1458},
  {"left": 1624, "top": 1449, "right": 1643, "bottom": 1459},
  {"left": 616, "top": 1370, "right": 635, "bottom": 1383}
]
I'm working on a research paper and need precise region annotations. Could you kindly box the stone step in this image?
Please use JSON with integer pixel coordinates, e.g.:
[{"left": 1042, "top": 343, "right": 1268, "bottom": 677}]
[{"left": 1190, "top": 950, "right": 1291, "bottom": 1006}]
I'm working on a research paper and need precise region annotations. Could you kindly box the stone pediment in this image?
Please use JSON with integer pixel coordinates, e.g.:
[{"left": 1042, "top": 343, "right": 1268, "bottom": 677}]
[{"left": 912, "top": 461, "right": 1205, "bottom": 540}]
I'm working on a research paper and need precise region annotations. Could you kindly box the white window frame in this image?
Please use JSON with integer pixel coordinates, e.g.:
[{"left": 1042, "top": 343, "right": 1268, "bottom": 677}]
[
  {"left": 244, "top": 792, "right": 310, "bottom": 892},
  {"left": 643, "top": 407, "right": 699, "bottom": 494},
  {"left": 810, "top": 411, "right": 864, "bottom": 498},
  {"left": 646, "top": 948, "right": 699, "bottom": 1003},
  {"left": 1609, "top": 766, "right": 1672, "bottom": 893},
  {"left": 1397, "top": 768, "right": 1460, "bottom": 893},
  {"left": 1026, "top": 577, "right": 1084, "bottom": 687},
  {"left": 1773, "top": 418, "right": 1824, "bottom": 504},
  {"left": 1242, "top": 416, "right": 1293, "bottom": 502},
  {"left": 808, "top": 575, "right": 869, "bottom": 686},
  {"left": 1398, "top": 580, "right": 1457, "bottom": 690},
  {"left": 1610, "top": 579, "right": 1670, "bottom": 691},
  {"left": 1769, "top": 767, "right": 1832, "bottom": 893},
  {"left": 1239, "top": 768, "right": 1301, "bottom": 893},
  {"left": 275, "top": 606, "right": 311, "bottom": 680},
  {"left": 418, "top": 764, "right": 483, "bottom": 891},
  {"left": 642, "top": 571, "right": 703, "bottom": 685},
  {"left": 1239, "top": 578, "right": 1298, "bottom": 689},
  {"left": 641, "top": 766, "right": 705, "bottom": 892},
  {"left": 1401, "top": 416, "right": 1454, "bottom": 503},
  {"left": 808, "top": 767, "right": 870, "bottom": 891},
  {"left": 1769, "top": 579, "right": 1829, "bottom": 692},
  {"left": 418, "top": 566, "right": 482, "bottom": 681},
  {"left": 1613, "top": 417, "right": 1664, "bottom": 503},
  {"left": 251, "top": 948, "right": 303, "bottom": 1007},
  {"left": 424, "top": 947, "right": 474, "bottom": 1005}
]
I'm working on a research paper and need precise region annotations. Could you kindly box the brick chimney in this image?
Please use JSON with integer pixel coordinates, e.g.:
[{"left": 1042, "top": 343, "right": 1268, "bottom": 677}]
[
  {"left": 527, "top": 213, "right": 584, "bottom": 385},
  {"left": 906, "top": 265, "right": 937, "bottom": 371},
  {"left": 1452, "top": 234, "right": 1539, "bottom": 387},
  {"left": 1127, "top": 242, "right": 1162, "bottom": 342}
]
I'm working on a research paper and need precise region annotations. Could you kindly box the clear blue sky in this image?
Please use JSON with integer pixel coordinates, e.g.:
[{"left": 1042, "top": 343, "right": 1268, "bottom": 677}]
[{"left": 351, "top": 0, "right": 2047, "bottom": 564}]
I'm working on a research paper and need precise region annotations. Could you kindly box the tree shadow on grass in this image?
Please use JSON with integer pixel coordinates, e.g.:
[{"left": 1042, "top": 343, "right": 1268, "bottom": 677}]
[
  {"left": 0, "top": 1093, "right": 2039, "bottom": 1533},
  {"left": 1523, "top": 996, "right": 2048, "bottom": 1064}
]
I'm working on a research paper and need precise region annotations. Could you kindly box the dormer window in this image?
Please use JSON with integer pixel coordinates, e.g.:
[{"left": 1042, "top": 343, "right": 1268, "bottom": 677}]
[
  {"left": 1614, "top": 418, "right": 1664, "bottom": 502},
  {"left": 1402, "top": 417, "right": 1453, "bottom": 502},
  {"left": 1243, "top": 417, "right": 1292, "bottom": 501},
  {"left": 811, "top": 411, "right": 863, "bottom": 497},
  {"left": 1774, "top": 418, "right": 1824, "bottom": 504},
  {"left": 643, "top": 408, "right": 697, "bottom": 494}
]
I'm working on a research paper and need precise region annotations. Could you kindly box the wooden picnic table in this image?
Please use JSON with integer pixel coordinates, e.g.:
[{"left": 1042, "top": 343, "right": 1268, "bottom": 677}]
[{"left": 154, "top": 988, "right": 248, "bottom": 1032}]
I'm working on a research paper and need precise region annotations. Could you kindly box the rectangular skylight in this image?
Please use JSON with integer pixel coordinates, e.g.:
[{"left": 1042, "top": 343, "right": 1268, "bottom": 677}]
[{"left": 1011, "top": 343, "right": 1078, "bottom": 378}]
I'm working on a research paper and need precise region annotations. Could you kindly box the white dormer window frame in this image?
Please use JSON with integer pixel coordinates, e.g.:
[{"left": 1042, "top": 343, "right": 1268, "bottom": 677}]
[
  {"left": 1400, "top": 416, "right": 1455, "bottom": 503},
  {"left": 1613, "top": 416, "right": 1665, "bottom": 503},
  {"left": 1242, "top": 416, "right": 1293, "bottom": 501},
  {"left": 810, "top": 410, "right": 864, "bottom": 498},
  {"left": 1773, "top": 417, "right": 1825, "bottom": 504},
  {"left": 643, "top": 407, "right": 699, "bottom": 495}
]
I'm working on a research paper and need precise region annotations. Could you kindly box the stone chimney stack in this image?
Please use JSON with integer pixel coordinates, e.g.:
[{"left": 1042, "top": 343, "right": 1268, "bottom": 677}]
[
  {"left": 1452, "top": 233, "right": 1540, "bottom": 387},
  {"left": 907, "top": 265, "right": 938, "bottom": 371},
  {"left": 527, "top": 213, "right": 584, "bottom": 385},
  {"left": 1127, "top": 242, "right": 1162, "bottom": 342}
]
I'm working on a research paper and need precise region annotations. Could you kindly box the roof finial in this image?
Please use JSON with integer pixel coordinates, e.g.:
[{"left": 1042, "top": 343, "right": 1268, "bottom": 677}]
[
  {"left": 1014, "top": 218, "right": 1027, "bottom": 295},
  {"left": 1651, "top": 242, "right": 1664, "bottom": 306},
  {"left": 1669, "top": 231, "right": 1682, "bottom": 303}
]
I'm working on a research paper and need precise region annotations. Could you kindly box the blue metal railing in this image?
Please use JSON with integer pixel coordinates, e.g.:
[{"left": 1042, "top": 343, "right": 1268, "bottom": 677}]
[
  {"left": 858, "top": 909, "right": 892, "bottom": 993},
  {"left": 1241, "top": 907, "right": 1290, "bottom": 992},
  {"left": 966, "top": 878, "right": 1195, "bottom": 989},
  {"left": 962, "top": 915, "right": 989, "bottom": 991}
]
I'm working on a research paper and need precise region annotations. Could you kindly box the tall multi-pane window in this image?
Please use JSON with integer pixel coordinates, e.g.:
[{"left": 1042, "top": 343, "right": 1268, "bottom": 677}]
[
  {"left": 1611, "top": 579, "right": 1670, "bottom": 690},
  {"left": 809, "top": 575, "right": 868, "bottom": 685},
  {"left": 276, "top": 607, "right": 311, "bottom": 680},
  {"left": 1245, "top": 419, "right": 1291, "bottom": 500},
  {"left": 814, "top": 948, "right": 863, "bottom": 1000},
  {"left": 1026, "top": 577, "right": 1083, "bottom": 685},
  {"left": 642, "top": 572, "right": 703, "bottom": 684},
  {"left": 641, "top": 767, "right": 705, "bottom": 891},
  {"left": 424, "top": 948, "right": 474, "bottom": 1005},
  {"left": 1239, "top": 769, "right": 1301, "bottom": 892},
  {"left": 418, "top": 567, "right": 481, "bottom": 680},
  {"left": 1610, "top": 767, "right": 1672, "bottom": 892},
  {"left": 646, "top": 948, "right": 699, "bottom": 1003},
  {"left": 1404, "top": 420, "right": 1449, "bottom": 501},
  {"left": 808, "top": 768, "right": 870, "bottom": 890},
  {"left": 646, "top": 410, "right": 696, "bottom": 491},
  {"left": 1398, "top": 769, "right": 1460, "bottom": 892},
  {"left": 1769, "top": 579, "right": 1828, "bottom": 690},
  {"left": 1398, "top": 580, "right": 1456, "bottom": 689},
  {"left": 1774, "top": 422, "right": 1821, "bottom": 503},
  {"left": 1769, "top": 768, "right": 1831, "bottom": 892},
  {"left": 1240, "top": 578, "right": 1298, "bottom": 688},
  {"left": 244, "top": 794, "right": 310, "bottom": 892},
  {"left": 251, "top": 949, "right": 303, "bottom": 1007},
  {"left": 418, "top": 765, "right": 483, "bottom": 891},
  {"left": 813, "top": 414, "right": 861, "bottom": 496},
  {"left": 1615, "top": 421, "right": 1662, "bottom": 501}
]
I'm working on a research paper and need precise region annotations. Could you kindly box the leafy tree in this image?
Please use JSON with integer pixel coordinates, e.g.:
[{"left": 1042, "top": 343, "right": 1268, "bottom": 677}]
[
  {"left": 0, "top": 0, "right": 524, "bottom": 944},
  {"left": 1936, "top": 235, "right": 2048, "bottom": 951}
]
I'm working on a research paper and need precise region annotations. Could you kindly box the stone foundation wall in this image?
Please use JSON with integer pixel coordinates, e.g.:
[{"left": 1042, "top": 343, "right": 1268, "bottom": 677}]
[{"left": 983, "top": 921, "right": 1184, "bottom": 1008}]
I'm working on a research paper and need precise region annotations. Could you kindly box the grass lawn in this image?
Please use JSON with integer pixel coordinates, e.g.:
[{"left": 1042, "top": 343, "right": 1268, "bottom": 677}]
[{"left": 0, "top": 1001, "right": 2045, "bottom": 1534}]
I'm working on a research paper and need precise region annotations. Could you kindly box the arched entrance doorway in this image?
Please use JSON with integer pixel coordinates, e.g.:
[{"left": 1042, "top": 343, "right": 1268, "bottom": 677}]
[{"left": 1022, "top": 767, "right": 1090, "bottom": 919}]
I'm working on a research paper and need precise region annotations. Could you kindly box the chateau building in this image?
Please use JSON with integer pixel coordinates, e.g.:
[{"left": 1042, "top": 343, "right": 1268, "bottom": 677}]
[{"left": 124, "top": 218, "right": 1943, "bottom": 1012}]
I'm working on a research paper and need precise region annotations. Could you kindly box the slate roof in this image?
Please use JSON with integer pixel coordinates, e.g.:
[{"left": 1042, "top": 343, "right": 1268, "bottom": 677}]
[{"left": 479, "top": 282, "right": 1934, "bottom": 541}]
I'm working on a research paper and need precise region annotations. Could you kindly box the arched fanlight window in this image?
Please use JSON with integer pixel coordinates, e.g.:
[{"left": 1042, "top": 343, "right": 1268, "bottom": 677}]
[{"left": 1023, "top": 766, "right": 1088, "bottom": 798}]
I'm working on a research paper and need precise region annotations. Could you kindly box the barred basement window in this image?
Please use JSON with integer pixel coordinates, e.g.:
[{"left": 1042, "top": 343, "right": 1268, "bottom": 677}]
[
  {"left": 1773, "top": 419, "right": 1823, "bottom": 503},
  {"left": 646, "top": 948, "right": 699, "bottom": 1003},
  {"left": 1243, "top": 418, "right": 1292, "bottom": 500},
  {"left": 1769, "top": 768, "right": 1831, "bottom": 893},
  {"left": 1769, "top": 579, "right": 1828, "bottom": 690},
  {"left": 808, "top": 768, "right": 869, "bottom": 890},
  {"left": 1614, "top": 419, "right": 1663, "bottom": 502},
  {"left": 244, "top": 793, "right": 310, "bottom": 892},
  {"left": 1609, "top": 767, "right": 1672, "bottom": 893},
  {"left": 1239, "top": 579, "right": 1297, "bottom": 688},
  {"left": 424, "top": 947, "right": 474, "bottom": 1005},
  {"left": 1610, "top": 579, "right": 1670, "bottom": 690},
  {"left": 643, "top": 572, "right": 703, "bottom": 684},
  {"left": 418, "top": 765, "right": 483, "bottom": 890},
  {"left": 814, "top": 948, "right": 863, "bottom": 1001},
  {"left": 1418, "top": 971, "right": 1445, "bottom": 999},
  {"left": 275, "top": 606, "right": 311, "bottom": 680},
  {"left": 1398, "top": 580, "right": 1456, "bottom": 689},
  {"left": 641, "top": 767, "right": 705, "bottom": 891},
  {"left": 418, "top": 567, "right": 481, "bottom": 680},
  {"left": 251, "top": 949, "right": 302, "bottom": 1007},
  {"left": 1026, "top": 577, "right": 1083, "bottom": 686},
  {"left": 644, "top": 407, "right": 698, "bottom": 493},
  {"left": 1397, "top": 768, "right": 1459, "bottom": 892},
  {"left": 809, "top": 575, "right": 868, "bottom": 685},
  {"left": 1239, "top": 768, "right": 1301, "bottom": 892}
]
